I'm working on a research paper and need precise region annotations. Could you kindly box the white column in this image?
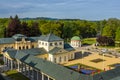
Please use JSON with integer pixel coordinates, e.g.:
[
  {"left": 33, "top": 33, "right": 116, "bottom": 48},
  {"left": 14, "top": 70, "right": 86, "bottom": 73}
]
[
  {"left": 37, "top": 71, "right": 39, "bottom": 80},
  {"left": 48, "top": 76, "right": 50, "bottom": 80},
  {"left": 11, "top": 60, "right": 13, "bottom": 70},
  {"left": 42, "top": 73, "right": 44, "bottom": 80},
  {"left": 28, "top": 66, "right": 30, "bottom": 78},
  {"left": 17, "top": 62, "right": 20, "bottom": 71},
  {"left": 24, "top": 64, "right": 27, "bottom": 75}
]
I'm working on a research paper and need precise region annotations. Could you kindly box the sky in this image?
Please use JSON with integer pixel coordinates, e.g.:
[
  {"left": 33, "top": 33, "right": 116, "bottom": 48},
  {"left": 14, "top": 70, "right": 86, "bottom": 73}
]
[{"left": 0, "top": 0, "right": 120, "bottom": 20}]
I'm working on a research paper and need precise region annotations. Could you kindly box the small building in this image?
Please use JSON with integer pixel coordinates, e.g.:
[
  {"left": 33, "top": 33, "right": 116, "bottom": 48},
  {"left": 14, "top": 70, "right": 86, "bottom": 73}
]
[
  {"left": 0, "top": 34, "right": 38, "bottom": 54},
  {"left": 71, "top": 36, "right": 82, "bottom": 48}
]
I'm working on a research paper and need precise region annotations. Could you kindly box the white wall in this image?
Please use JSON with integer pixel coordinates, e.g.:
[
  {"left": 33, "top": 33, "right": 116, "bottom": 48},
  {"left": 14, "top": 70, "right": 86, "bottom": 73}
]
[{"left": 38, "top": 40, "right": 64, "bottom": 52}]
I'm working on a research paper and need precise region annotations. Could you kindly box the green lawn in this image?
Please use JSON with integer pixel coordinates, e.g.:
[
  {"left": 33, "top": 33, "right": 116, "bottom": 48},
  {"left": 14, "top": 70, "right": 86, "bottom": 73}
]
[
  {"left": 82, "top": 38, "right": 96, "bottom": 45},
  {"left": 4, "top": 70, "right": 29, "bottom": 80}
]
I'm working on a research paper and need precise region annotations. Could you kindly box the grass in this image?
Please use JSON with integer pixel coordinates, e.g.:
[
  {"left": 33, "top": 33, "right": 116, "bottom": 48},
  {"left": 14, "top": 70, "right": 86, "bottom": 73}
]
[
  {"left": 82, "top": 38, "right": 96, "bottom": 45},
  {"left": 4, "top": 70, "right": 29, "bottom": 80}
]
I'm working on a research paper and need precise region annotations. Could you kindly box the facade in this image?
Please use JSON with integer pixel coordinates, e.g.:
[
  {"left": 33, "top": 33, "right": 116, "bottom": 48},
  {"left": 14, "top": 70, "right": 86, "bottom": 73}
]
[
  {"left": 71, "top": 36, "right": 81, "bottom": 48},
  {"left": 0, "top": 34, "right": 38, "bottom": 53}
]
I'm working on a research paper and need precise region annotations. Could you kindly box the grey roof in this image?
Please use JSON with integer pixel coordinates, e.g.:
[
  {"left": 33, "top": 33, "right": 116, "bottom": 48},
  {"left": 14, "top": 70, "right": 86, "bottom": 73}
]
[
  {"left": 5, "top": 48, "right": 47, "bottom": 56},
  {"left": 39, "top": 33, "right": 63, "bottom": 42},
  {"left": 12, "top": 34, "right": 27, "bottom": 40},
  {"left": 20, "top": 48, "right": 47, "bottom": 56},
  {"left": 64, "top": 43, "right": 75, "bottom": 51},
  {"left": 28, "top": 37, "right": 39, "bottom": 42},
  {"left": 5, "top": 48, "right": 120, "bottom": 80},
  {"left": 93, "top": 66, "right": 120, "bottom": 80},
  {"left": 49, "top": 47, "right": 68, "bottom": 55},
  {"left": 5, "top": 48, "right": 17, "bottom": 58},
  {"left": 15, "top": 53, "right": 91, "bottom": 80},
  {"left": 0, "top": 38, "right": 15, "bottom": 44},
  {"left": 0, "top": 34, "right": 39, "bottom": 44}
]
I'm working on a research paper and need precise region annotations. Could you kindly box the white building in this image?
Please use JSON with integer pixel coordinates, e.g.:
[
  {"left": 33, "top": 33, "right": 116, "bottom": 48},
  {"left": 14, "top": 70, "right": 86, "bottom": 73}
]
[
  {"left": 37, "top": 33, "right": 75, "bottom": 64},
  {"left": 71, "top": 36, "right": 82, "bottom": 48}
]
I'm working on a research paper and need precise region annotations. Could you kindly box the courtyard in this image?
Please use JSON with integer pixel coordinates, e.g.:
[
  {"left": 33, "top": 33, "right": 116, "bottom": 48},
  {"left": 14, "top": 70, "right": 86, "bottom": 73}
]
[{"left": 64, "top": 51, "right": 120, "bottom": 71}]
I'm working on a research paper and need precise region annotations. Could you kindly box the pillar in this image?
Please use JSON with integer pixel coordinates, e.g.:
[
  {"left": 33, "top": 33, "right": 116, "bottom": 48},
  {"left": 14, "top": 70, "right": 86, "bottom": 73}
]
[
  {"left": 42, "top": 73, "right": 44, "bottom": 80},
  {"left": 28, "top": 66, "right": 30, "bottom": 78},
  {"left": 17, "top": 62, "right": 20, "bottom": 71},
  {"left": 48, "top": 76, "right": 50, "bottom": 80},
  {"left": 37, "top": 71, "right": 39, "bottom": 80},
  {"left": 11, "top": 60, "right": 13, "bottom": 70}
]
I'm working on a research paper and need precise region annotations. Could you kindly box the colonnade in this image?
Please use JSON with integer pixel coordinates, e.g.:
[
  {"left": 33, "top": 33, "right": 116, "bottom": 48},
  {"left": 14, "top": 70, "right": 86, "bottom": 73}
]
[{"left": 3, "top": 56, "right": 55, "bottom": 80}]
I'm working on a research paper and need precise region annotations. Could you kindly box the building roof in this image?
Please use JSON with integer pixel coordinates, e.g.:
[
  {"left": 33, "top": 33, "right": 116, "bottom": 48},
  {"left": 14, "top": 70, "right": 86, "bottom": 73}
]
[
  {"left": 12, "top": 34, "right": 27, "bottom": 40},
  {"left": 0, "top": 35, "right": 39, "bottom": 44},
  {"left": 49, "top": 47, "right": 68, "bottom": 55},
  {"left": 5, "top": 48, "right": 47, "bottom": 56},
  {"left": 5, "top": 48, "right": 120, "bottom": 80},
  {"left": 0, "top": 38, "right": 15, "bottom": 44},
  {"left": 14, "top": 52, "right": 91, "bottom": 80},
  {"left": 71, "top": 36, "right": 81, "bottom": 41},
  {"left": 20, "top": 48, "right": 47, "bottom": 56},
  {"left": 64, "top": 43, "right": 75, "bottom": 51},
  {"left": 39, "top": 33, "right": 63, "bottom": 42},
  {"left": 93, "top": 66, "right": 120, "bottom": 80}
]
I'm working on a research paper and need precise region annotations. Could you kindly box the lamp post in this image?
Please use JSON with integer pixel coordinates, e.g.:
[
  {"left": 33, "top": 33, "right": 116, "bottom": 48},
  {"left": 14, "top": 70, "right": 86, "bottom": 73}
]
[
  {"left": 102, "top": 53, "right": 104, "bottom": 70},
  {"left": 82, "top": 50, "right": 84, "bottom": 65}
]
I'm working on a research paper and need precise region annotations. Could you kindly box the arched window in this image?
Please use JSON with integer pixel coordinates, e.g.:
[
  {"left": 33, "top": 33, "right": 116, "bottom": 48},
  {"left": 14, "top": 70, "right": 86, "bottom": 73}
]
[
  {"left": 42, "top": 42, "right": 44, "bottom": 45},
  {"left": 59, "top": 57, "right": 62, "bottom": 62},
  {"left": 26, "top": 46, "right": 28, "bottom": 49},
  {"left": 19, "top": 47, "right": 21, "bottom": 50},
  {"left": 59, "top": 42, "right": 62, "bottom": 45},
  {"left": 54, "top": 58, "right": 56, "bottom": 63},
  {"left": 54, "top": 42, "right": 57, "bottom": 46},
  {"left": 50, "top": 43, "right": 53, "bottom": 46},
  {"left": 64, "top": 56, "right": 66, "bottom": 61},
  {"left": 23, "top": 46, "right": 25, "bottom": 49},
  {"left": 32, "top": 45, "right": 34, "bottom": 48}
]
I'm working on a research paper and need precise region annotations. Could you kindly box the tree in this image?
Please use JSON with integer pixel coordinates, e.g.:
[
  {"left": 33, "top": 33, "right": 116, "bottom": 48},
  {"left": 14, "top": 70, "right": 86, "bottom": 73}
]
[
  {"left": 6, "top": 15, "right": 21, "bottom": 37},
  {"left": 29, "top": 21, "right": 41, "bottom": 36},
  {"left": 96, "top": 36, "right": 115, "bottom": 46},
  {"left": 115, "top": 27, "right": 120, "bottom": 41}
]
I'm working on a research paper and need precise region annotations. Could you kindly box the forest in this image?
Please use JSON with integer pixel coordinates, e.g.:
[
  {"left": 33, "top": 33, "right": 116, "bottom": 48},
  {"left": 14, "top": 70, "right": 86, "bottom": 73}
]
[{"left": 0, "top": 15, "right": 120, "bottom": 44}]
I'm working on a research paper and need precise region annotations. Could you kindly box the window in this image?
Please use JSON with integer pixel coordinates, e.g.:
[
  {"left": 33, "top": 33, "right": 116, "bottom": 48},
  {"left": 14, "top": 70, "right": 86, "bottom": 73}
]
[
  {"left": 55, "top": 42, "right": 57, "bottom": 46},
  {"left": 23, "top": 46, "right": 25, "bottom": 49},
  {"left": 59, "top": 42, "right": 62, "bottom": 45},
  {"left": 32, "top": 45, "right": 34, "bottom": 48},
  {"left": 26, "top": 46, "right": 28, "bottom": 49},
  {"left": 45, "top": 43, "right": 47, "bottom": 46},
  {"left": 42, "top": 42, "right": 44, "bottom": 45},
  {"left": 71, "top": 54, "right": 73, "bottom": 59},
  {"left": 59, "top": 57, "right": 62, "bottom": 62},
  {"left": 50, "top": 43, "right": 53, "bottom": 46},
  {"left": 19, "top": 47, "right": 21, "bottom": 50},
  {"left": 54, "top": 58, "right": 56, "bottom": 63},
  {"left": 39, "top": 42, "right": 41, "bottom": 45},
  {"left": 64, "top": 56, "right": 66, "bottom": 61},
  {"left": 4, "top": 47, "right": 7, "bottom": 49}
]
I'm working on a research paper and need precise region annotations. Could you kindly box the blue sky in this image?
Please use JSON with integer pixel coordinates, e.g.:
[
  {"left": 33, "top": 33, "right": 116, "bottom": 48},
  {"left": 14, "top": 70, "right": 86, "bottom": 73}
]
[{"left": 0, "top": 0, "right": 120, "bottom": 20}]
